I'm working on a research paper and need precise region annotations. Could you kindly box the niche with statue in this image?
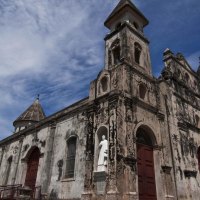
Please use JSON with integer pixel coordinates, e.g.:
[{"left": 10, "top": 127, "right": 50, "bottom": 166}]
[
  {"left": 94, "top": 126, "right": 108, "bottom": 172},
  {"left": 93, "top": 126, "right": 108, "bottom": 195}
]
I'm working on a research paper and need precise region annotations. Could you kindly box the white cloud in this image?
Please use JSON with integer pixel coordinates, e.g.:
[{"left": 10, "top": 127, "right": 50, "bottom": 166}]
[
  {"left": 0, "top": 0, "right": 118, "bottom": 139},
  {"left": 0, "top": 0, "right": 198, "bottom": 140}
]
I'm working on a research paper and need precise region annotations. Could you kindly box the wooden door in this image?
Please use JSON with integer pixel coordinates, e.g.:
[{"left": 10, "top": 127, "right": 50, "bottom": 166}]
[
  {"left": 137, "top": 143, "right": 157, "bottom": 200},
  {"left": 25, "top": 148, "right": 40, "bottom": 192}
]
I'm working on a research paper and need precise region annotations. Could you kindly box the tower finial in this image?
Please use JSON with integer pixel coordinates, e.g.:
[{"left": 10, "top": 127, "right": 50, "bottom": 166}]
[{"left": 37, "top": 94, "right": 40, "bottom": 100}]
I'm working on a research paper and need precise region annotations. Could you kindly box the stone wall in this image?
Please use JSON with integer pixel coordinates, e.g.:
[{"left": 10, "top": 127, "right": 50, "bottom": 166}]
[{"left": 0, "top": 102, "right": 88, "bottom": 200}]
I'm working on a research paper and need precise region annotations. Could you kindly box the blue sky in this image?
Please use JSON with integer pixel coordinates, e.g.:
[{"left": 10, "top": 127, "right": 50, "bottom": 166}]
[{"left": 0, "top": 0, "right": 199, "bottom": 140}]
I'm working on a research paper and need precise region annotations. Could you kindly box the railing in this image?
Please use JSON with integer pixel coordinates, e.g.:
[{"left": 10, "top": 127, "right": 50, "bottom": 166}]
[{"left": 0, "top": 184, "right": 22, "bottom": 200}]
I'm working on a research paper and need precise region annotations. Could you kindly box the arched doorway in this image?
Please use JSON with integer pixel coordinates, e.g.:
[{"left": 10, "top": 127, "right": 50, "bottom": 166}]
[
  {"left": 25, "top": 147, "right": 40, "bottom": 193},
  {"left": 136, "top": 126, "right": 157, "bottom": 200}
]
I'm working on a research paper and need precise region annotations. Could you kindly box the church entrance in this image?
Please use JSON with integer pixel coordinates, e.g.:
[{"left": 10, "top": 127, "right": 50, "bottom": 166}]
[
  {"left": 136, "top": 127, "right": 157, "bottom": 200},
  {"left": 25, "top": 147, "right": 40, "bottom": 193}
]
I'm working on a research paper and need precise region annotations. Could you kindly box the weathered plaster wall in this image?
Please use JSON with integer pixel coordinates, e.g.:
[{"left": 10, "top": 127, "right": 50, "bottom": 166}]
[
  {"left": 0, "top": 110, "right": 87, "bottom": 200},
  {"left": 47, "top": 114, "right": 86, "bottom": 199},
  {"left": 161, "top": 51, "right": 200, "bottom": 200}
]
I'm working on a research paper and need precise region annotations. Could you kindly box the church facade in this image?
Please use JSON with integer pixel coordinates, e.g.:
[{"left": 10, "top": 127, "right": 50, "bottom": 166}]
[{"left": 0, "top": 1, "right": 200, "bottom": 200}]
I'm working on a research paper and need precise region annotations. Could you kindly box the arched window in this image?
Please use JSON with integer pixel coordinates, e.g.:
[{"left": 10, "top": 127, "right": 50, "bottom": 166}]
[
  {"left": 111, "top": 39, "right": 120, "bottom": 65},
  {"left": 139, "top": 83, "right": 147, "bottom": 99},
  {"left": 197, "top": 147, "right": 200, "bottom": 171},
  {"left": 4, "top": 156, "right": 12, "bottom": 185},
  {"left": 100, "top": 76, "right": 108, "bottom": 92},
  {"left": 113, "top": 46, "right": 120, "bottom": 65},
  {"left": 134, "top": 42, "right": 142, "bottom": 65},
  {"left": 66, "top": 137, "right": 77, "bottom": 178}
]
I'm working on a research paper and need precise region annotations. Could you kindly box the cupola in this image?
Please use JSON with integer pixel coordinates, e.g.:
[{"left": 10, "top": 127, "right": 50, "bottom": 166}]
[
  {"left": 13, "top": 96, "right": 46, "bottom": 133},
  {"left": 104, "top": 0, "right": 149, "bottom": 33}
]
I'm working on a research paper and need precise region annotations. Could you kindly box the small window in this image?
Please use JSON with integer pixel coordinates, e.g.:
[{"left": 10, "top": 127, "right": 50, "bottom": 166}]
[
  {"left": 110, "top": 39, "right": 120, "bottom": 65},
  {"left": 113, "top": 46, "right": 120, "bottom": 65},
  {"left": 198, "top": 147, "right": 200, "bottom": 171},
  {"left": 139, "top": 83, "right": 146, "bottom": 99},
  {"left": 100, "top": 76, "right": 108, "bottom": 92},
  {"left": 66, "top": 137, "right": 77, "bottom": 178},
  {"left": 135, "top": 42, "right": 142, "bottom": 65}
]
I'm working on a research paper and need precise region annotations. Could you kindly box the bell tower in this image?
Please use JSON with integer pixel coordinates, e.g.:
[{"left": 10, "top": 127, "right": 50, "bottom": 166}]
[
  {"left": 89, "top": 0, "right": 152, "bottom": 100},
  {"left": 104, "top": 0, "right": 152, "bottom": 75},
  {"left": 86, "top": 2, "right": 157, "bottom": 199}
]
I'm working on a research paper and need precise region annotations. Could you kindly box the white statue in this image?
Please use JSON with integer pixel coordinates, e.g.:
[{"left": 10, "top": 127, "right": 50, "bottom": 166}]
[{"left": 97, "top": 135, "right": 108, "bottom": 171}]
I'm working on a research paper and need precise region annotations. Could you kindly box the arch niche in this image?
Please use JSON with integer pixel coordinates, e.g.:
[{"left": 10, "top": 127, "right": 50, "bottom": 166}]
[
  {"left": 24, "top": 147, "right": 40, "bottom": 193},
  {"left": 94, "top": 126, "right": 108, "bottom": 172},
  {"left": 136, "top": 125, "right": 157, "bottom": 200}
]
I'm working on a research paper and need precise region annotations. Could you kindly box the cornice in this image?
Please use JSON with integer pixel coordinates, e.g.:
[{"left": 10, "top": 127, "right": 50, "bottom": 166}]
[
  {"left": 119, "top": 60, "right": 156, "bottom": 83},
  {"left": 104, "top": 22, "right": 149, "bottom": 44},
  {"left": 132, "top": 96, "right": 165, "bottom": 120}
]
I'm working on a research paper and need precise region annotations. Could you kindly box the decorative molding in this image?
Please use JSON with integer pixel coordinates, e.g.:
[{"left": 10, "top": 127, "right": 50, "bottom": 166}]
[
  {"left": 133, "top": 96, "right": 160, "bottom": 115},
  {"left": 104, "top": 22, "right": 149, "bottom": 44}
]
